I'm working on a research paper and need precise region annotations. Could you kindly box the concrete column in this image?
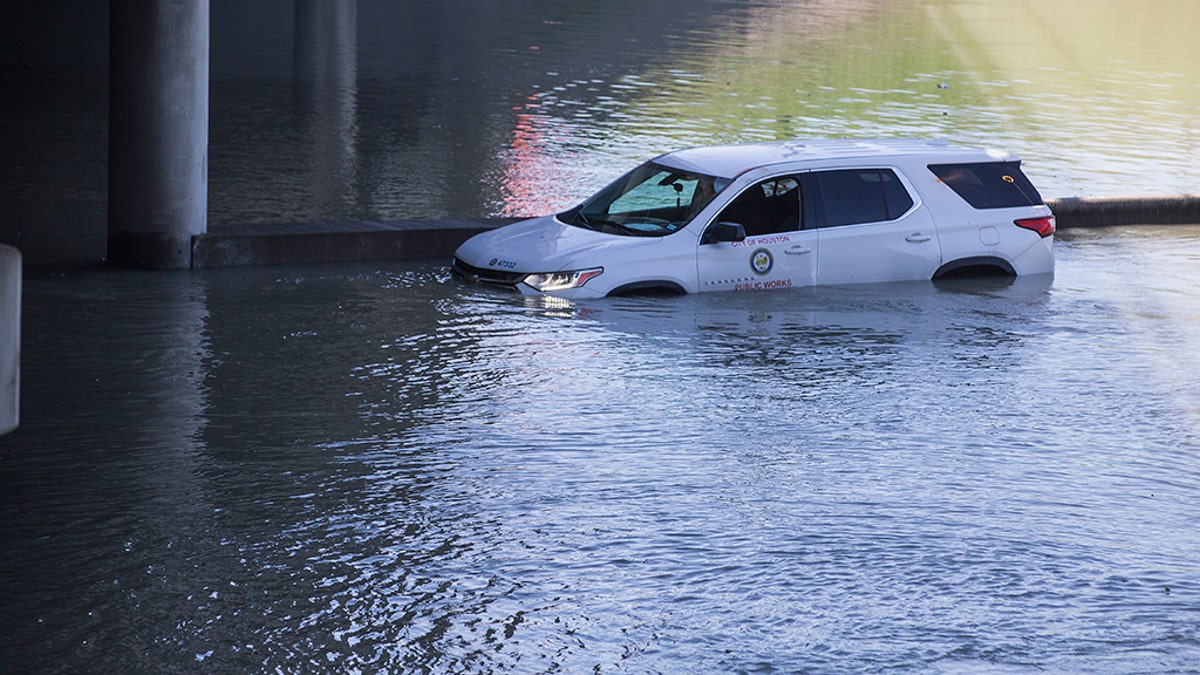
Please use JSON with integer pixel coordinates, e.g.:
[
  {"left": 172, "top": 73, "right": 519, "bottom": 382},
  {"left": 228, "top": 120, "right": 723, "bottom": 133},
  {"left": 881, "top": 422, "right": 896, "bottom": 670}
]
[
  {"left": 1, "top": 244, "right": 19, "bottom": 435},
  {"left": 108, "top": 0, "right": 209, "bottom": 269}
]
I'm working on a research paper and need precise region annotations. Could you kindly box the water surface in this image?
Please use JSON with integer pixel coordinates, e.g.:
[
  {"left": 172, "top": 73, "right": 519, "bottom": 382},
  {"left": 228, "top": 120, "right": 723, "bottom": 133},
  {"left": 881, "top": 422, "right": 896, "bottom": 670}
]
[
  {"left": 3, "top": 226, "right": 1199, "bottom": 672},
  {"left": 2, "top": 0, "right": 1197, "bottom": 262}
]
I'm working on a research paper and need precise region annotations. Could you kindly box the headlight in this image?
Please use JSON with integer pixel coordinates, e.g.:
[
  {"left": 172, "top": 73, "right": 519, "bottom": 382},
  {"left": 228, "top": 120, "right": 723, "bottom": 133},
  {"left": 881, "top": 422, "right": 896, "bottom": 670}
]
[{"left": 522, "top": 268, "right": 604, "bottom": 292}]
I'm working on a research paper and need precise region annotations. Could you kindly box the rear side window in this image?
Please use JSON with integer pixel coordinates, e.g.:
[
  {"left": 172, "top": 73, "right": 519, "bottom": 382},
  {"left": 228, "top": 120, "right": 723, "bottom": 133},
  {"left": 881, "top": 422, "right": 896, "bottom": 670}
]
[
  {"left": 816, "top": 169, "right": 914, "bottom": 227},
  {"left": 928, "top": 161, "right": 1044, "bottom": 209}
]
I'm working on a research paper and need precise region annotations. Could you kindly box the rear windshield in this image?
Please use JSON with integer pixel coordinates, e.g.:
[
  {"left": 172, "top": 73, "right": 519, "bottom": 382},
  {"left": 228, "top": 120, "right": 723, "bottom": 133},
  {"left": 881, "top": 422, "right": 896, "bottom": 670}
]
[{"left": 928, "top": 161, "right": 1044, "bottom": 209}]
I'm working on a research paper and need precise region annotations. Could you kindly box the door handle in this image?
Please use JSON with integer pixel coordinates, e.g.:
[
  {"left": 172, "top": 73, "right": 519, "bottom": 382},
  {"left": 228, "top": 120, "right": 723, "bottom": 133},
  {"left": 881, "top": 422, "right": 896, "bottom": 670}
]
[
  {"left": 785, "top": 245, "right": 812, "bottom": 255},
  {"left": 905, "top": 233, "right": 932, "bottom": 243}
]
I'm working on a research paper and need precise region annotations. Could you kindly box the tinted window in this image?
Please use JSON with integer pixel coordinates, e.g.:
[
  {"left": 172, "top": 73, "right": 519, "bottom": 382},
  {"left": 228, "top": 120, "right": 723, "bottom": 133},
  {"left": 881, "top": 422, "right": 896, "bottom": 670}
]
[
  {"left": 928, "top": 161, "right": 1044, "bottom": 209},
  {"left": 816, "top": 169, "right": 913, "bottom": 228},
  {"left": 718, "top": 176, "right": 803, "bottom": 236}
]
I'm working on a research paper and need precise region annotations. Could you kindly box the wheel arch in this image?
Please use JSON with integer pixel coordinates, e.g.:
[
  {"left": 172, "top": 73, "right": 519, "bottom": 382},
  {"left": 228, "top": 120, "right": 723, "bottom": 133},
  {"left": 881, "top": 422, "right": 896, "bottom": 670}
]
[
  {"left": 607, "top": 280, "right": 688, "bottom": 297},
  {"left": 933, "top": 256, "right": 1016, "bottom": 280}
]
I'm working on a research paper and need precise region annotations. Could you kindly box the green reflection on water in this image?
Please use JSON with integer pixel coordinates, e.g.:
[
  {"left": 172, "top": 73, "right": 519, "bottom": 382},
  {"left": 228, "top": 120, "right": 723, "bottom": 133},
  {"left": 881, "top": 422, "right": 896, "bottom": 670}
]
[{"left": 499, "top": 0, "right": 1199, "bottom": 215}]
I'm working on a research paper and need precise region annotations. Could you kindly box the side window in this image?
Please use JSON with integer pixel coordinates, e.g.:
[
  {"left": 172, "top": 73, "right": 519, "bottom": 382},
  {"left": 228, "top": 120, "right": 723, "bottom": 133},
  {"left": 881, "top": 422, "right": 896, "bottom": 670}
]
[
  {"left": 816, "top": 169, "right": 913, "bottom": 228},
  {"left": 717, "top": 176, "right": 803, "bottom": 236},
  {"left": 881, "top": 170, "right": 915, "bottom": 218}
]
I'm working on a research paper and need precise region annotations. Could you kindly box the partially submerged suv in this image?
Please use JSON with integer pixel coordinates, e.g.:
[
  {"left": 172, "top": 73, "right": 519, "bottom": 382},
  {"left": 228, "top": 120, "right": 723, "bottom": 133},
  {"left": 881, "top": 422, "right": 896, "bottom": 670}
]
[{"left": 453, "top": 139, "right": 1055, "bottom": 298}]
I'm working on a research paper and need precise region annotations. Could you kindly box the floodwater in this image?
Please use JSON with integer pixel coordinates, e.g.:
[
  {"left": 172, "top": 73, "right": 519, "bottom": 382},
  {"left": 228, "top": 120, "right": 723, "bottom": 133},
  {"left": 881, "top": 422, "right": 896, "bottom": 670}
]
[
  {"left": 4, "top": 0, "right": 1200, "bottom": 672},
  {"left": 4, "top": 226, "right": 1200, "bottom": 672},
  {"left": 2, "top": 0, "right": 1198, "bottom": 261},
  {"left": 216, "top": 0, "right": 1200, "bottom": 222}
]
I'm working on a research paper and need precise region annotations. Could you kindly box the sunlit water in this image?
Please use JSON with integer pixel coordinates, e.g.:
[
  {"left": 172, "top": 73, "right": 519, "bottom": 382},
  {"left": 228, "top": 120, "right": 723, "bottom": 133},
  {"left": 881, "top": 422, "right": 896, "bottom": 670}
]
[
  {"left": 216, "top": 0, "right": 1200, "bottom": 220},
  {"left": 4, "top": 226, "right": 1200, "bottom": 672},
  {"left": 206, "top": 0, "right": 1200, "bottom": 223},
  {"left": 3, "top": 0, "right": 1198, "bottom": 263}
]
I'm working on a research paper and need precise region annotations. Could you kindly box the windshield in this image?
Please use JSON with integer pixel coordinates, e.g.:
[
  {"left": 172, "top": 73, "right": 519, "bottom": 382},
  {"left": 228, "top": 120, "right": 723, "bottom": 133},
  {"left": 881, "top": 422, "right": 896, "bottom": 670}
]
[{"left": 560, "top": 161, "right": 727, "bottom": 237}]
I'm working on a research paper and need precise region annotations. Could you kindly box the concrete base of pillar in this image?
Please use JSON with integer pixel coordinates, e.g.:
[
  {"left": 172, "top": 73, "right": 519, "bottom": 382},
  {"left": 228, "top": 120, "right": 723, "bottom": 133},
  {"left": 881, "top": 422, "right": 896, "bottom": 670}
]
[
  {"left": 1, "top": 244, "right": 20, "bottom": 435},
  {"left": 107, "top": 231, "right": 194, "bottom": 269}
]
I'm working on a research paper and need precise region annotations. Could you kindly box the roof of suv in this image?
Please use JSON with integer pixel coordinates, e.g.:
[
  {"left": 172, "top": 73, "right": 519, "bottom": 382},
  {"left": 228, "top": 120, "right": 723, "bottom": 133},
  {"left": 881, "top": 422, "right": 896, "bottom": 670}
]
[{"left": 655, "top": 138, "right": 1017, "bottom": 180}]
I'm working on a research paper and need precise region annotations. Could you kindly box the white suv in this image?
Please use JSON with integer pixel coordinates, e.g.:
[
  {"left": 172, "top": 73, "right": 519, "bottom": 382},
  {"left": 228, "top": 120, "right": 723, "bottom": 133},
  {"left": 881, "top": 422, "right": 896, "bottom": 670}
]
[{"left": 453, "top": 139, "right": 1055, "bottom": 298}]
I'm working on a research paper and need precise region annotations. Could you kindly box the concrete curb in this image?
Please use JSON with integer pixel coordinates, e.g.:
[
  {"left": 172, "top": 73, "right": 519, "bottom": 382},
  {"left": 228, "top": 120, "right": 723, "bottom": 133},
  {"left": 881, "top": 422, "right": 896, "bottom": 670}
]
[
  {"left": 187, "top": 197, "right": 1200, "bottom": 268},
  {"left": 1, "top": 244, "right": 19, "bottom": 435},
  {"left": 192, "top": 218, "right": 520, "bottom": 268}
]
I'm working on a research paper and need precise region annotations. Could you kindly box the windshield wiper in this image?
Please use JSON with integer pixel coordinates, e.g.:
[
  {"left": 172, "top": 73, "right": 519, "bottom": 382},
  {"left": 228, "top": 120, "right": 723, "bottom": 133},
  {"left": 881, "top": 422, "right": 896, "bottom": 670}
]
[
  {"left": 570, "top": 210, "right": 602, "bottom": 231},
  {"left": 568, "top": 210, "right": 657, "bottom": 236},
  {"left": 610, "top": 221, "right": 660, "bottom": 236},
  {"left": 574, "top": 211, "right": 626, "bottom": 232}
]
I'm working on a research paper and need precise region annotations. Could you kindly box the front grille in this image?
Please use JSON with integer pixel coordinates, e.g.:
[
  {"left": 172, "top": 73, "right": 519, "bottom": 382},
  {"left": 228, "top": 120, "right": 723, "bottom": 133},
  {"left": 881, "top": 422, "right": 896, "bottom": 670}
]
[{"left": 452, "top": 257, "right": 525, "bottom": 287}]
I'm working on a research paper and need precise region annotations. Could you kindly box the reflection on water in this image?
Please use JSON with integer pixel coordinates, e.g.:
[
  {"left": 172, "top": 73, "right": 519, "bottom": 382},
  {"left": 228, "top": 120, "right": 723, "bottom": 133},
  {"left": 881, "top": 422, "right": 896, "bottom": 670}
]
[
  {"left": 3, "top": 227, "right": 1200, "bottom": 671},
  {"left": 293, "top": 0, "right": 359, "bottom": 218},
  {"left": 2, "top": 0, "right": 1197, "bottom": 262},
  {"left": 488, "top": 0, "right": 1200, "bottom": 217},
  {"left": 213, "top": 0, "right": 1198, "bottom": 223}
]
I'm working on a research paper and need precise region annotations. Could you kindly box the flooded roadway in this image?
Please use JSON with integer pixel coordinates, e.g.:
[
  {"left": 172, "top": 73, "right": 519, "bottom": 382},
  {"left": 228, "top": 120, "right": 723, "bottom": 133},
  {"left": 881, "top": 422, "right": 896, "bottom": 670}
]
[
  {"left": 3, "top": 0, "right": 1197, "bottom": 262},
  {"left": 3, "top": 226, "right": 1199, "bottom": 672},
  {"left": 3, "top": 0, "right": 1199, "bottom": 670}
]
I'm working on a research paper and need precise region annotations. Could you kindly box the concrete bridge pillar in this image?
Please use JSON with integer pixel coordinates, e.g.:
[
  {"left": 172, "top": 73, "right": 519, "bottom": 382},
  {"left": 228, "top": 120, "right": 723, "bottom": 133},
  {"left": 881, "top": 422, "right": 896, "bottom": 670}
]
[
  {"left": 1, "top": 244, "right": 19, "bottom": 435},
  {"left": 108, "top": 0, "right": 209, "bottom": 269}
]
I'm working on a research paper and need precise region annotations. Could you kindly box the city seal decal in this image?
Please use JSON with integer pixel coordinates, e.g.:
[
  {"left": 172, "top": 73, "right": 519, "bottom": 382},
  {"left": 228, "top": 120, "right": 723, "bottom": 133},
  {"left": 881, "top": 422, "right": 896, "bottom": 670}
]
[{"left": 749, "top": 248, "right": 773, "bottom": 276}]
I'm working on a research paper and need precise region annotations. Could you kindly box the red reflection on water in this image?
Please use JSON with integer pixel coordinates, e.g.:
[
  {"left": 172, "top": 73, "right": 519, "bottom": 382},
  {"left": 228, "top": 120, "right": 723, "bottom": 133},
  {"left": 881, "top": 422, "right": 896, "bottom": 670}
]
[{"left": 497, "top": 95, "right": 584, "bottom": 218}]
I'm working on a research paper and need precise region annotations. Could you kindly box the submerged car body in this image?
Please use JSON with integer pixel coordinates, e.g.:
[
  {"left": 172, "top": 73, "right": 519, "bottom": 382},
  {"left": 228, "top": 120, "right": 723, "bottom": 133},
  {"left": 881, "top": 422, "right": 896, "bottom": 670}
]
[{"left": 454, "top": 139, "right": 1055, "bottom": 298}]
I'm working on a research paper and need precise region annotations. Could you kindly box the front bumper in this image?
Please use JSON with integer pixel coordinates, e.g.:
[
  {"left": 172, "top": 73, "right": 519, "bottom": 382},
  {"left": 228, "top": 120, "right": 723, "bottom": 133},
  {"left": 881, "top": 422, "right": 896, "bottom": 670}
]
[{"left": 451, "top": 257, "right": 524, "bottom": 289}]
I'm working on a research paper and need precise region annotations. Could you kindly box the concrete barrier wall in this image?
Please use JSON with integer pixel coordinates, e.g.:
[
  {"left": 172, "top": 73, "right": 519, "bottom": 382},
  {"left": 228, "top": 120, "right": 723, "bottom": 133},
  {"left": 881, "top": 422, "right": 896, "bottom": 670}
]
[
  {"left": 185, "top": 198, "right": 1199, "bottom": 268},
  {"left": 1, "top": 244, "right": 19, "bottom": 435},
  {"left": 1047, "top": 195, "right": 1200, "bottom": 229}
]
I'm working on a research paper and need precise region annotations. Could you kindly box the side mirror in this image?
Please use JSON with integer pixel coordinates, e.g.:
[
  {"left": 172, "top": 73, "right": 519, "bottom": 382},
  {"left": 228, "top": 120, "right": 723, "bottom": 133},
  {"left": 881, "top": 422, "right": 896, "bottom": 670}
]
[{"left": 701, "top": 221, "right": 746, "bottom": 245}]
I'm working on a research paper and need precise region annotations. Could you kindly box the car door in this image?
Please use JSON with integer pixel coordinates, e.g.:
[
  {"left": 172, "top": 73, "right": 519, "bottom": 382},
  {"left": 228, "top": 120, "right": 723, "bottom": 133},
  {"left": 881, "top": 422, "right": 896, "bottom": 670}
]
[
  {"left": 696, "top": 175, "right": 817, "bottom": 292},
  {"left": 811, "top": 168, "right": 941, "bottom": 285}
]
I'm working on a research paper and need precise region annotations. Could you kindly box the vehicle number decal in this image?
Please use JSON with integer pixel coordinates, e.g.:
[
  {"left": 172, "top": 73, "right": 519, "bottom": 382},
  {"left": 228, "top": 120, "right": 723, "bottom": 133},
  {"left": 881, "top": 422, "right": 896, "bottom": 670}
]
[{"left": 489, "top": 258, "right": 518, "bottom": 269}]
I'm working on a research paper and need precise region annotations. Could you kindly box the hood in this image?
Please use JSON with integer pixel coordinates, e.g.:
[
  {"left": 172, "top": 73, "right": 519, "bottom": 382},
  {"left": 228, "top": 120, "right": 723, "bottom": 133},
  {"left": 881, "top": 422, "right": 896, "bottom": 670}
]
[{"left": 455, "top": 215, "right": 666, "bottom": 273}]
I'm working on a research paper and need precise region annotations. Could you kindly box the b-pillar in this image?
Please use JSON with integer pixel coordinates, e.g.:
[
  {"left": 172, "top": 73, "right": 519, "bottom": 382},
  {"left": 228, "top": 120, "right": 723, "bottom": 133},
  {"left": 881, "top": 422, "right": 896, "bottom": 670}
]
[{"left": 108, "top": 0, "right": 209, "bottom": 269}]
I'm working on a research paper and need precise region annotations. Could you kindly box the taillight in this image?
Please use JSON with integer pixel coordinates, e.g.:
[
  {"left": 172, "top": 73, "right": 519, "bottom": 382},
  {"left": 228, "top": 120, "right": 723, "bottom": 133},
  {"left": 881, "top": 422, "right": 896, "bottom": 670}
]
[{"left": 1015, "top": 216, "right": 1056, "bottom": 238}]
